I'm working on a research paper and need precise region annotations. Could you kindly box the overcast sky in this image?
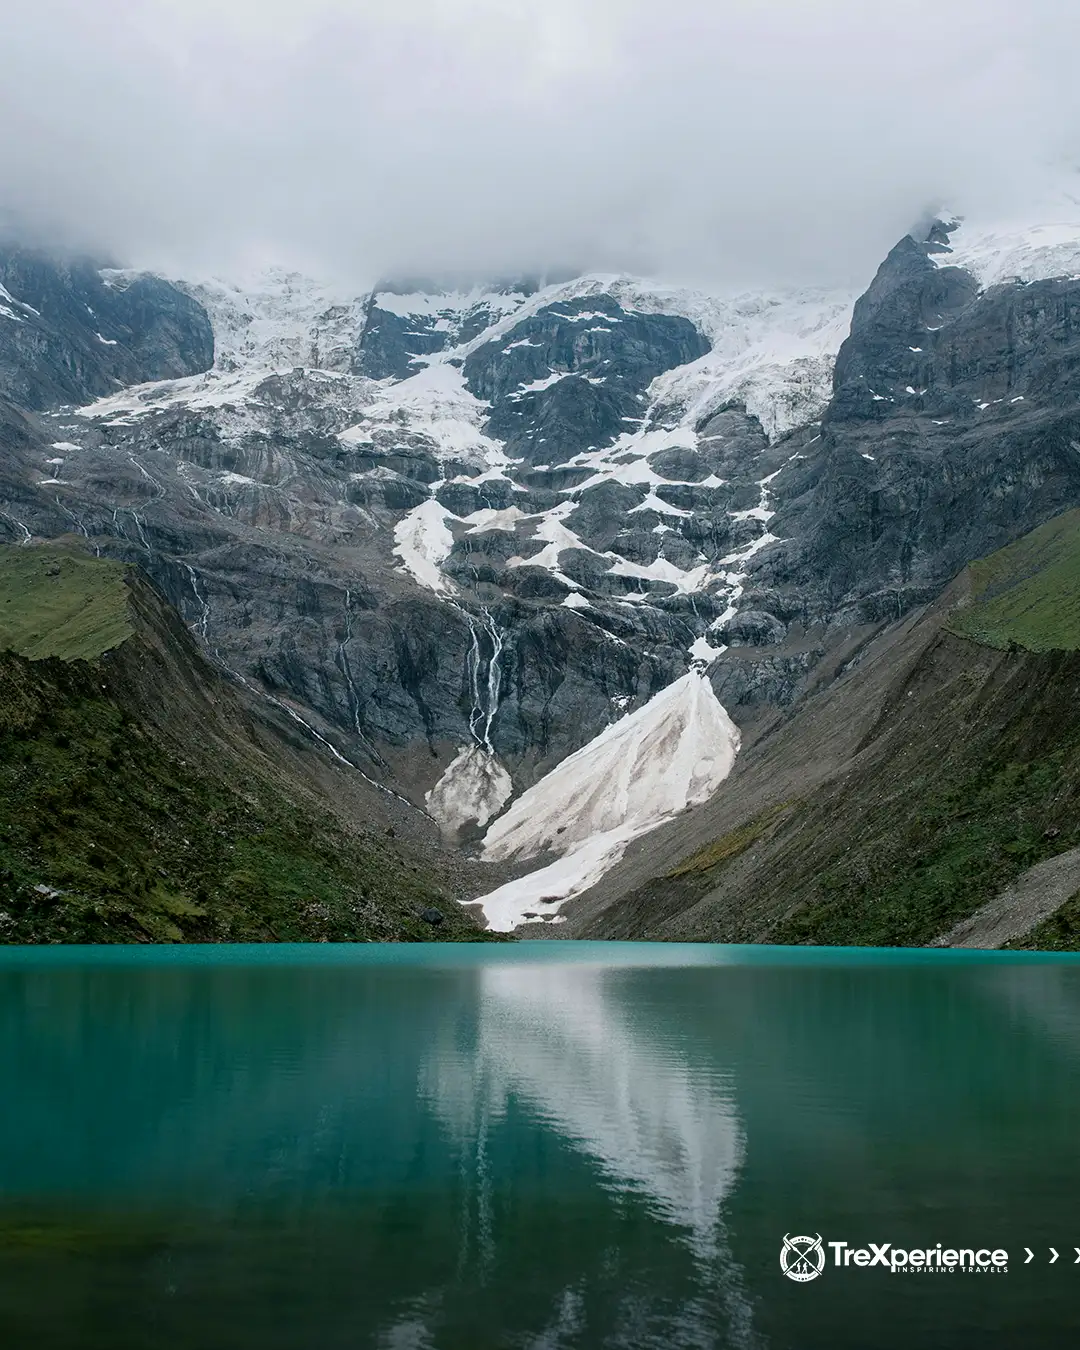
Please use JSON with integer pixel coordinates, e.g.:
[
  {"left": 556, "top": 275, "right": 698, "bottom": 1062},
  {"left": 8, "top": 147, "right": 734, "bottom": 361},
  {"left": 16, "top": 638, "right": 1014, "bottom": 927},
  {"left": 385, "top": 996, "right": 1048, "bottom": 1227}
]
[{"left": 1, "top": 0, "right": 1078, "bottom": 290}]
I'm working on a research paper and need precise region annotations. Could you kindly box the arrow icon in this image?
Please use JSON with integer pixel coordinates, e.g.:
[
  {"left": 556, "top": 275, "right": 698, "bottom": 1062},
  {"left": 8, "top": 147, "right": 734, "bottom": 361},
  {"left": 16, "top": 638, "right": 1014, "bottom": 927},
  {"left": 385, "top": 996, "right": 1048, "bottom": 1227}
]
[
  {"left": 1074, "top": 1248, "right": 1080, "bottom": 1263},
  {"left": 1050, "top": 1249, "right": 1059, "bottom": 1264},
  {"left": 1025, "top": 1249, "right": 1034, "bottom": 1263}
]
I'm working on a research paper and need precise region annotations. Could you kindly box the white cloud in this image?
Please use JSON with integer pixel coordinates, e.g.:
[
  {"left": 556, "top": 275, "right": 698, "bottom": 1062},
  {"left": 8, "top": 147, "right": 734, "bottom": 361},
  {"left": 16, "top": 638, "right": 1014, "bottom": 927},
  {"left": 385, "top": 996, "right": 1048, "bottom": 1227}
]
[{"left": 1, "top": 0, "right": 1078, "bottom": 288}]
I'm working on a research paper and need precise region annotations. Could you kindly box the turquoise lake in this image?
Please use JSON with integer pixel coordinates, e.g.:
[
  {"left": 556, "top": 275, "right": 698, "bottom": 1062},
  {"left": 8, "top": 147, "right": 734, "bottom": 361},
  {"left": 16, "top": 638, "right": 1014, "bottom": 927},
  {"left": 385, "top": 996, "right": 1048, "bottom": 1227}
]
[{"left": 1, "top": 943, "right": 1079, "bottom": 1349}]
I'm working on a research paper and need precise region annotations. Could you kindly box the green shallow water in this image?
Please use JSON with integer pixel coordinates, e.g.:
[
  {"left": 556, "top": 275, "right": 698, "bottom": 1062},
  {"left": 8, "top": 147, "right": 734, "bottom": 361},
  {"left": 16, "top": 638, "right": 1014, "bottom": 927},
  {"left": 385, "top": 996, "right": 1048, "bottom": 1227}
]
[{"left": 1, "top": 942, "right": 1079, "bottom": 1349}]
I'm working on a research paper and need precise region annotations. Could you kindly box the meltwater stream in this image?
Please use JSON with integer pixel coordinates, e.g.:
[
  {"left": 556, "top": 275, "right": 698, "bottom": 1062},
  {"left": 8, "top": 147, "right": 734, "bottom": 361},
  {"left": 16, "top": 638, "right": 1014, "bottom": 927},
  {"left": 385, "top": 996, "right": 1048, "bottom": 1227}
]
[{"left": 1, "top": 944, "right": 1079, "bottom": 1349}]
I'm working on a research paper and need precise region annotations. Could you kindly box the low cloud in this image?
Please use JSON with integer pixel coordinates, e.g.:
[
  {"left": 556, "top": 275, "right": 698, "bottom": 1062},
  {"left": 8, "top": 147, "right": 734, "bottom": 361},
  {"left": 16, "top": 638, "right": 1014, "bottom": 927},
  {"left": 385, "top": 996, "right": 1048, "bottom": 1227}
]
[{"left": 2, "top": 0, "right": 1078, "bottom": 290}]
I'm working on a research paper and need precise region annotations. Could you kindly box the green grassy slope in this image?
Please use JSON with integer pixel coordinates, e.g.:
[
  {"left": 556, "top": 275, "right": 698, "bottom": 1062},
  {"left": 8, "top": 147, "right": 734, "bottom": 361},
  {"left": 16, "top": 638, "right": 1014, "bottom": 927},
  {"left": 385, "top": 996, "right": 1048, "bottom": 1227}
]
[
  {"left": 768, "top": 650, "right": 1080, "bottom": 946},
  {"left": 946, "top": 507, "right": 1080, "bottom": 652},
  {"left": 768, "top": 509, "right": 1080, "bottom": 948},
  {"left": 606, "top": 645, "right": 1080, "bottom": 948},
  {"left": 769, "top": 512, "right": 1080, "bottom": 948},
  {"left": 0, "top": 545, "right": 133, "bottom": 661},
  {"left": 0, "top": 545, "right": 495, "bottom": 944}
]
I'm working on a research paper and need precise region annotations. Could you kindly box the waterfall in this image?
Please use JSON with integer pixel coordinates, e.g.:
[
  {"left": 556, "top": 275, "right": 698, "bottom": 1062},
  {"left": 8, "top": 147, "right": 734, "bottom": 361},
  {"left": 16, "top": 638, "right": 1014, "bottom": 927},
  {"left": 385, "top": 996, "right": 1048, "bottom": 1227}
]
[
  {"left": 479, "top": 607, "right": 503, "bottom": 752},
  {"left": 2, "top": 512, "right": 32, "bottom": 545},
  {"left": 183, "top": 562, "right": 212, "bottom": 640},
  {"left": 464, "top": 605, "right": 504, "bottom": 753},
  {"left": 427, "top": 601, "right": 512, "bottom": 836}
]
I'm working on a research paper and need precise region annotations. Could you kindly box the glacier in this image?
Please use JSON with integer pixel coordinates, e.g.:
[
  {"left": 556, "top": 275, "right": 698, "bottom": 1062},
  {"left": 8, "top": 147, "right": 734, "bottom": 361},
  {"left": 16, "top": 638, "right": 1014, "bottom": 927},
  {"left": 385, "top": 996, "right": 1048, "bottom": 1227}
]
[{"left": 469, "top": 671, "right": 740, "bottom": 931}]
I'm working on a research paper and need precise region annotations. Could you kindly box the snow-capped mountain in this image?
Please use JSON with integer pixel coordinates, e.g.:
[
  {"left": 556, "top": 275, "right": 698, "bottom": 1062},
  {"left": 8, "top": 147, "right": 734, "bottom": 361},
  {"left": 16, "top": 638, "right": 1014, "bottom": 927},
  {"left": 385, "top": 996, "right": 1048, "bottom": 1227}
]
[{"left": 6, "top": 181, "right": 1080, "bottom": 930}]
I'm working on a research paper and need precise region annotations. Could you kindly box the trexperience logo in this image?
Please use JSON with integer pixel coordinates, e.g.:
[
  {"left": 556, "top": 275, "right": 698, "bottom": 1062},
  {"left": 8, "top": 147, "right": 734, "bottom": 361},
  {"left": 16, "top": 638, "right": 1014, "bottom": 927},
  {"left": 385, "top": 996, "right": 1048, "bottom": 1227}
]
[
  {"left": 780, "top": 1235, "right": 826, "bottom": 1282},
  {"left": 781, "top": 1238, "right": 1009, "bottom": 1280}
]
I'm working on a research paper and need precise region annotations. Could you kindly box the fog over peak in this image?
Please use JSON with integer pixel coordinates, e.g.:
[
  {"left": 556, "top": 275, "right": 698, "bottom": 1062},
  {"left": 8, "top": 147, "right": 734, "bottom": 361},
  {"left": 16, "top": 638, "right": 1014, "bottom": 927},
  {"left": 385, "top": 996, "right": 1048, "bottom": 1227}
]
[{"left": 2, "top": 0, "right": 1078, "bottom": 292}]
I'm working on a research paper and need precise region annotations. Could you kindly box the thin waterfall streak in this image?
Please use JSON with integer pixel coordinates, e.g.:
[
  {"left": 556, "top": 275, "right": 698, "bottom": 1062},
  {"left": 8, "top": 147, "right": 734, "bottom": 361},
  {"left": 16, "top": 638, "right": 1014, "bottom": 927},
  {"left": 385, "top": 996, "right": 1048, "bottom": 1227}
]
[
  {"left": 184, "top": 563, "right": 211, "bottom": 640},
  {"left": 55, "top": 494, "right": 88, "bottom": 537},
  {"left": 130, "top": 511, "right": 151, "bottom": 552},
  {"left": 470, "top": 624, "right": 487, "bottom": 747},
  {"left": 341, "top": 587, "right": 363, "bottom": 736},
  {"left": 226, "top": 667, "right": 424, "bottom": 814},
  {"left": 449, "top": 599, "right": 505, "bottom": 755},
  {"left": 128, "top": 452, "right": 164, "bottom": 500},
  {"left": 1, "top": 513, "right": 32, "bottom": 545},
  {"left": 171, "top": 568, "right": 416, "bottom": 812},
  {"left": 461, "top": 608, "right": 487, "bottom": 748},
  {"left": 480, "top": 607, "right": 503, "bottom": 751}
]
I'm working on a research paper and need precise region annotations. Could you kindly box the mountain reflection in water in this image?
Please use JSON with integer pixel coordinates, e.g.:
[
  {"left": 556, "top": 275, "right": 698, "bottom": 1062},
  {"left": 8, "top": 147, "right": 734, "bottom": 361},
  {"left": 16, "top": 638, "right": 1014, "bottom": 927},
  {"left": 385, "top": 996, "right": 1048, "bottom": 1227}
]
[{"left": 1, "top": 944, "right": 1079, "bottom": 1350}]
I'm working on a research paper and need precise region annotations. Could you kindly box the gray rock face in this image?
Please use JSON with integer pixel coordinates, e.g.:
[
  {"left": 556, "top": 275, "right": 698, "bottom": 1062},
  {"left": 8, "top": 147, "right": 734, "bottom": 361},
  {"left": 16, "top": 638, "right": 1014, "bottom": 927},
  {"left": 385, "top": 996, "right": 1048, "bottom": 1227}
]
[
  {"left": 749, "top": 226, "right": 1080, "bottom": 640},
  {"left": 355, "top": 304, "right": 445, "bottom": 380},
  {"left": 0, "top": 384, "right": 692, "bottom": 811},
  {"left": 355, "top": 278, "right": 550, "bottom": 380},
  {"left": 466, "top": 295, "right": 708, "bottom": 465},
  {"left": 0, "top": 247, "right": 214, "bottom": 408},
  {"left": 487, "top": 374, "right": 632, "bottom": 467}
]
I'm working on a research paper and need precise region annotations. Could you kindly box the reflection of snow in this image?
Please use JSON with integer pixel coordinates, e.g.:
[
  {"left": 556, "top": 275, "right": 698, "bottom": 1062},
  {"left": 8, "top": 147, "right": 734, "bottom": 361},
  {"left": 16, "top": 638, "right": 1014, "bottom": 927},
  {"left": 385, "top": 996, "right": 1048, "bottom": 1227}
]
[
  {"left": 424, "top": 959, "right": 759, "bottom": 1343},
  {"left": 428, "top": 963, "right": 742, "bottom": 1252}
]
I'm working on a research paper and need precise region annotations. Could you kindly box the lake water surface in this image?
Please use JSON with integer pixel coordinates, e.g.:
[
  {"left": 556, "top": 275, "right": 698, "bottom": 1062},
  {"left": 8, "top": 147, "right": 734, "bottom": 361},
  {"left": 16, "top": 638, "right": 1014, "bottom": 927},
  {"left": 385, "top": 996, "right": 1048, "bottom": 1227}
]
[{"left": 1, "top": 943, "right": 1079, "bottom": 1349}]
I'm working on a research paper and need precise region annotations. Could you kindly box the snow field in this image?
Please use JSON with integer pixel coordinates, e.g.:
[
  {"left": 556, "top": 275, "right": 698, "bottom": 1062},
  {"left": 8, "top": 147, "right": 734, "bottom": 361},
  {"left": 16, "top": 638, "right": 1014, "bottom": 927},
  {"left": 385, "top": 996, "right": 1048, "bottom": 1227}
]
[{"left": 472, "top": 672, "right": 740, "bottom": 929}]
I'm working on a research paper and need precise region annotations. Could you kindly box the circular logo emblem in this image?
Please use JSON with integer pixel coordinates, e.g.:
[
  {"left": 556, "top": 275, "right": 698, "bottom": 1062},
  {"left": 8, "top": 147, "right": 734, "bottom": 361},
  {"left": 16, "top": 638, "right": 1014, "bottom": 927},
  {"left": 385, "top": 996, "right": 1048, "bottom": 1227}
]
[{"left": 781, "top": 1233, "right": 825, "bottom": 1282}]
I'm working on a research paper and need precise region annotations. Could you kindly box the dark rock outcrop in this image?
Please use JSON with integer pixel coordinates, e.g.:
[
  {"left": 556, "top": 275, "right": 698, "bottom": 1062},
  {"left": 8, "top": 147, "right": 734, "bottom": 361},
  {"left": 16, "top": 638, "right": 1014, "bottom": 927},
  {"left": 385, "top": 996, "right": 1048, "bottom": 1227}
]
[
  {"left": 466, "top": 296, "right": 708, "bottom": 464},
  {"left": 0, "top": 247, "right": 214, "bottom": 409},
  {"left": 748, "top": 227, "right": 1080, "bottom": 640}
]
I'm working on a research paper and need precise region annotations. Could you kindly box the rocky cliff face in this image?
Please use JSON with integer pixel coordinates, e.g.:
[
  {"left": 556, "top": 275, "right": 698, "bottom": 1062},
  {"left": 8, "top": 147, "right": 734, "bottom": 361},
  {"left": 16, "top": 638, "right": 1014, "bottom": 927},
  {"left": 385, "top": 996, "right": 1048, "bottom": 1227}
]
[
  {"left": 5, "top": 191, "right": 1080, "bottom": 930},
  {"left": 563, "top": 510, "right": 1080, "bottom": 948},
  {"left": 0, "top": 248, "right": 214, "bottom": 409},
  {"left": 746, "top": 226, "right": 1080, "bottom": 636}
]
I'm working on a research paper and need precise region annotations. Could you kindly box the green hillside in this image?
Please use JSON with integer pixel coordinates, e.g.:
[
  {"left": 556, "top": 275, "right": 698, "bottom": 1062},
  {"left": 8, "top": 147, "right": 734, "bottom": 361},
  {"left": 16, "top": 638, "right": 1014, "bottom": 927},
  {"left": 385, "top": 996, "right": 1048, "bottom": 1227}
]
[
  {"left": 770, "top": 508, "right": 1080, "bottom": 947},
  {"left": 0, "top": 545, "right": 134, "bottom": 661},
  {"left": 946, "top": 508, "right": 1080, "bottom": 652},
  {"left": 0, "top": 545, "right": 495, "bottom": 944}
]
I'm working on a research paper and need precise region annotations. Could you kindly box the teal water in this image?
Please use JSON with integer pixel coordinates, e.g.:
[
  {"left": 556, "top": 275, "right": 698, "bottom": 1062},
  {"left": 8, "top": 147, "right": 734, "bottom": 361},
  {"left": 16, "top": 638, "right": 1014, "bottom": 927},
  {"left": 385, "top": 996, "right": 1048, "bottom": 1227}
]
[{"left": 1, "top": 942, "right": 1079, "bottom": 1349}]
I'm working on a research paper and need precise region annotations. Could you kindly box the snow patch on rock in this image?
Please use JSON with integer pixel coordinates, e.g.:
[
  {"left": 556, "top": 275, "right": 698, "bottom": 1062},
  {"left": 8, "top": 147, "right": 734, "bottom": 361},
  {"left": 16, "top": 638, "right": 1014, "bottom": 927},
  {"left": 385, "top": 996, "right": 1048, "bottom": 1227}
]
[
  {"left": 931, "top": 175, "right": 1080, "bottom": 289},
  {"left": 638, "top": 289, "right": 853, "bottom": 442},
  {"left": 426, "top": 745, "right": 513, "bottom": 836},
  {"left": 373, "top": 287, "right": 527, "bottom": 321},
  {"left": 102, "top": 266, "right": 368, "bottom": 375},
  {"left": 341, "top": 362, "right": 504, "bottom": 467},
  {"left": 448, "top": 272, "right": 854, "bottom": 443},
  {"left": 393, "top": 497, "right": 458, "bottom": 595},
  {"left": 472, "top": 671, "right": 740, "bottom": 930}
]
